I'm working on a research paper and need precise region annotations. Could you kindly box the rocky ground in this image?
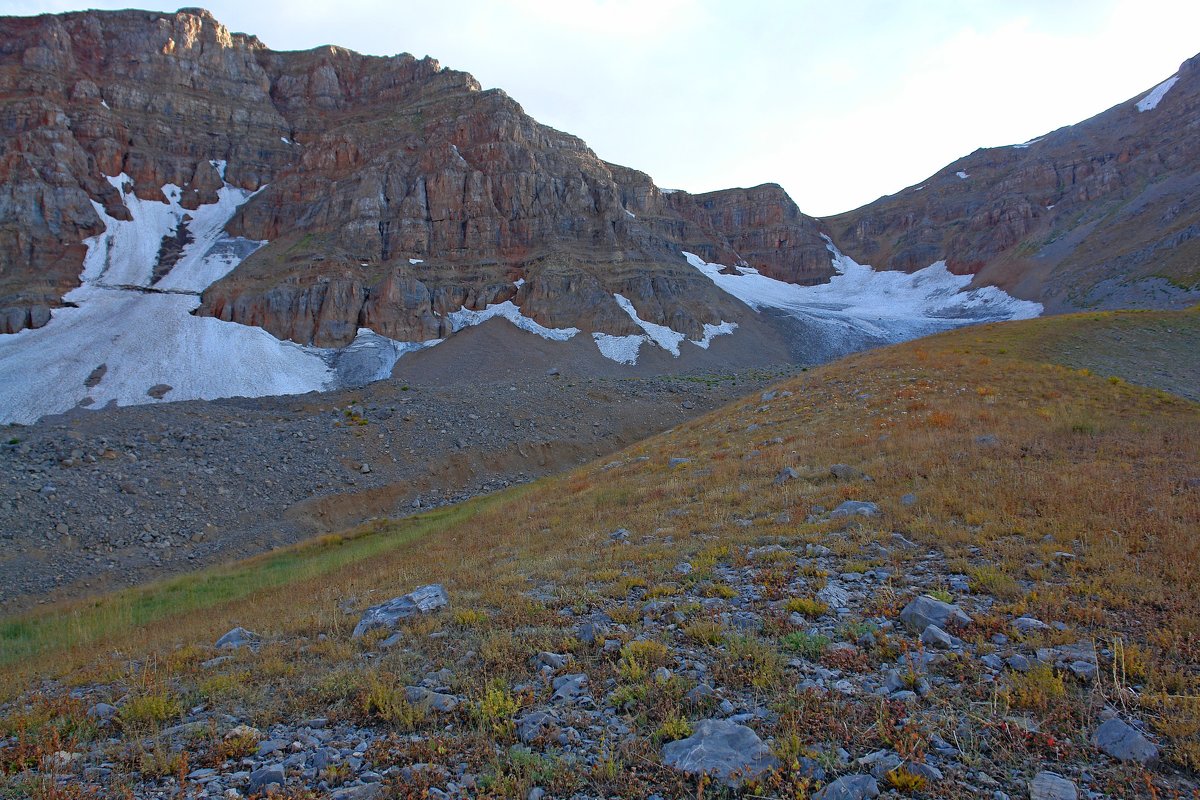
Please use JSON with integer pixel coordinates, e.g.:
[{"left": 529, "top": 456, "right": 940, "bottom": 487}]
[
  {"left": 5, "top": 498, "right": 1179, "bottom": 799},
  {"left": 0, "top": 339, "right": 794, "bottom": 615}
]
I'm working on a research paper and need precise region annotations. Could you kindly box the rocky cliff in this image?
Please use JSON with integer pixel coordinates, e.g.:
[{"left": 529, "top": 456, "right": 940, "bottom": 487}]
[
  {"left": 826, "top": 54, "right": 1200, "bottom": 311},
  {"left": 2, "top": 8, "right": 1198, "bottom": 344},
  {"left": 0, "top": 7, "right": 826, "bottom": 343}
]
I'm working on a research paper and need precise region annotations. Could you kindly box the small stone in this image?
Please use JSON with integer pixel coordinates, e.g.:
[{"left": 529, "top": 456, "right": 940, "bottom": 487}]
[
  {"left": 669, "top": 457, "right": 691, "bottom": 468},
  {"left": 814, "top": 774, "right": 880, "bottom": 800},
  {"left": 359, "top": 463, "right": 371, "bottom": 474},
  {"left": 899, "top": 493, "right": 917, "bottom": 506},
  {"left": 1029, "top": 771, "right": 1077, "bottom": 800},
  {"left": 1091, "top": 717, "right": 1159, "bottom": 764}
]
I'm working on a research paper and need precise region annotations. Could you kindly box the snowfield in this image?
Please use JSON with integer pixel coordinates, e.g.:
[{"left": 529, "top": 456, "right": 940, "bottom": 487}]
[
  {"left": 0, "top": 173, "right": 429, "bottom": 425},
  {"left": 684, "top": 238, "right": 1041, "bottom": 352},
  {"left": 1137, "top": 75, "right": 1179, "bottom": 112},
  {"left": 0, "top": 170, "right": 1042, "bottom": 425}
]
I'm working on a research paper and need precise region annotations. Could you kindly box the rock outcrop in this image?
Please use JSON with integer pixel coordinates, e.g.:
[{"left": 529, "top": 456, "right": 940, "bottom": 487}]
[
  {"left": 0, "top": 8, "right": 821, "bottom": 344},
  {"left": 2, "top": 8, "right": 1198, "bottom": 344}
]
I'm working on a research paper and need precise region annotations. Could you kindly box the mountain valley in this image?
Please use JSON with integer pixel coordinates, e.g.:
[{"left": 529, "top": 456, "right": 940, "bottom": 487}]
[{"left": 0, "top": 6, "right": 1199, "bottom": 800}]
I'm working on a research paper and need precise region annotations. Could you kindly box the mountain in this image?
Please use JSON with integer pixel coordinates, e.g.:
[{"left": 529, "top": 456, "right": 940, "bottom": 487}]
[
  {"left": 0, "top": 7, "right": 1195, "bottom": 424},
  {"left": 827, "top": 54, "right": 1200, "bottom": 311},
  {"left": 0, "top": 7, "right": 830, "bottom": 346}
]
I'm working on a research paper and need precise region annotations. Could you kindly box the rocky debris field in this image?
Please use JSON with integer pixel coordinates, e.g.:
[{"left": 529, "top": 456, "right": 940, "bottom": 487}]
[
  {"left": 3, "top": 505, "right": 1183, "bottom": 799},
  {"left": 0, "top": 366, "right": 791, "bottom": 614}
]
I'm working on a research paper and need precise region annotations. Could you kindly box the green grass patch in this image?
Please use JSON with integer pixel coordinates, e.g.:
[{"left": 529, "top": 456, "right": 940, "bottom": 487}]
[{"left": 0, "top": 488, "right": 523, "bottom": 674}]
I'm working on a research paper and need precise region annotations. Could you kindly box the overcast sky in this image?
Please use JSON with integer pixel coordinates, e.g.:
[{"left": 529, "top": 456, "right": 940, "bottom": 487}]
[{"left": 5, "top": 1, "right": 1199, "bottom": 215}]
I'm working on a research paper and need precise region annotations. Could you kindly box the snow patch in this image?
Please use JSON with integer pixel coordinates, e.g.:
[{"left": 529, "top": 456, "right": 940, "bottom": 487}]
[
  {"left": 625, "top": 209, "right": 636, "bottom": 218},
  {"left": 513, "top": 278, "right": 526, "bottom": 288},
  {"left": 684, "top": 240, "right": 1041, "bottom": 350},
  {"left": 281, "top": 136, "right": 292, "bottom": 144},
  {"left": 956, "top": 171, "right": 969, "bottom": 179},
  {"left": 409, "top": 258, "right": 424, "bottom": 265},
  {"left": 614, "top": 294, "right": 685, "bottom": 356},
  {"left": 592, "top": 294, "right": 737, "bottom": 364},
  {"left": 1011, "top": 136, "right": 1044, "bottom": 149},
  {"left": 100, "top": 99, "right": 109, "bottom": 109},
  {"left": 447, "top": 300, "right": 580, "bottom": 342},
  {"left": 1136, "top": 75, "right": 1179, "bottom": 112},
  {"left": 592, "top": 333, "right": 644, "bottom": 365},
  {"left": 692, "top": 321, "right": 738, "bottom": 349}
]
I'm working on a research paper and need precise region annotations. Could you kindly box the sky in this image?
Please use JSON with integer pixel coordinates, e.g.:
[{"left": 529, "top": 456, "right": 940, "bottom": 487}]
[{"left": 4, "top": 1, "right": 1200, "bottom": 216}]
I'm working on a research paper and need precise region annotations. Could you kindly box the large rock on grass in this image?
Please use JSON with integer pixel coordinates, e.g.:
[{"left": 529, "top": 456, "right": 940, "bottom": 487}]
[
  {"left": 351, "top": 584, "right": 448, "bottom": 638},
  {"left": 898, "top": 595, "right": 972, "bottom": 634},
  {"left": 661, "top": 718, "right": 780, "bottom": 787}
]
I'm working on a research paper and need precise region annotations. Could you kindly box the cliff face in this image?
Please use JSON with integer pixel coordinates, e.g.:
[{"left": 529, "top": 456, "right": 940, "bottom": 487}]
[
  {"left": 825, "top": 54, "right": 1200, "bottom": 310},
  {"left": 0, "top": 7, "right": 824, "bottom": 344},
  {"left": 2, "top": 8, "right": 1197, "bottom": 344}
]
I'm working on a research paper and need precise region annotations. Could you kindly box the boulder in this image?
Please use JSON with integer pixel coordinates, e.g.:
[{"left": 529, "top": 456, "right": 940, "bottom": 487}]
[
  {"left": 661, "top": 718, "right": 780, "bottom": 787},
  {"left": 1091, "top": 717, "right": 1159, "bottom": 764},
  {"left": 829, "top": 500, "right": 880, "bottom": 519},
  {"left": 897, "top": 595, "right": 972, "bottom": 634},
  {"left": 215, "top": 627, "right": 259, "bottom": 649},
  {"left": 814, "top": 774, "right": 880, "bottom": 800},
  {"left": 351, "top": 584, "right": 448, "bottom": 638},
  {"left": 247, "top": 766, "right": 285, "bottom": 795},
  {"left": 1029, "top": 771, "right": 1077, "bottom": 800}
]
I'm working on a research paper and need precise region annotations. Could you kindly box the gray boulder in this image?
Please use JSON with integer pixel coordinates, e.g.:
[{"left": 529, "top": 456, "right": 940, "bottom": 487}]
[
  {"left": 774, "top": 467, "right": 800, "bottom": 485},
  {"left": 814, "top": 774, "right": 880, "bottom": 800},
  {"left": 404, "top": 686, "right": 459, "bottom": 713},
  {"left": 661, "top": 719, "right": 780, "bottom": 787},
  {"left": 829, "top": 501, "right": 879, "bottom": 519},
  {"left": 215, "top": 627, "right": 258, "bottom": 649},
  {"left": 1092, "top": 717, "right": 1159, "bottom": 764},
  {"left": 247, "top": 765, "right": 285, "bottom": 795},
  {"left": 919, "top": 624, "right": 955, "bottom": 649},
  {"left": 1029, "top": 771, "right": 1077, "bottom": 800},
  {"left": 351, "top": 584, "right": 448, "bottom": 638},
  {"left": 898, "top": 595, "right": 972, "bottom": 634}
]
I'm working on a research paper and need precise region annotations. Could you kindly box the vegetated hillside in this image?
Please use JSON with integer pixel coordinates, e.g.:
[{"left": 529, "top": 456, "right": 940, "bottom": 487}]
[{"left": 2, "top": 310, "right": 1198, "bottom": 799}]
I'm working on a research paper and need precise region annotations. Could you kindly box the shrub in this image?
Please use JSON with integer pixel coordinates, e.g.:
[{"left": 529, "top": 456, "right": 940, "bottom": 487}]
[
  {"left": 780, "top": 631, "right": 830, "bottom": 660},
  {"left": 119, "top": 692, "right": 181, "bottom": 734},
  {"left": 784, "top": 597, "right": 828, "bottom": 618},
  {"left": 473, "top": 680, "right": 522, "bottom": 739}
]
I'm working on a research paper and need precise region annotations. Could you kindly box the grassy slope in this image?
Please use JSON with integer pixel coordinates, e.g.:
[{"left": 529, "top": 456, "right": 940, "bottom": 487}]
[{"left": 2, "top": 308, "right": 1198, "bottom": 793}]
